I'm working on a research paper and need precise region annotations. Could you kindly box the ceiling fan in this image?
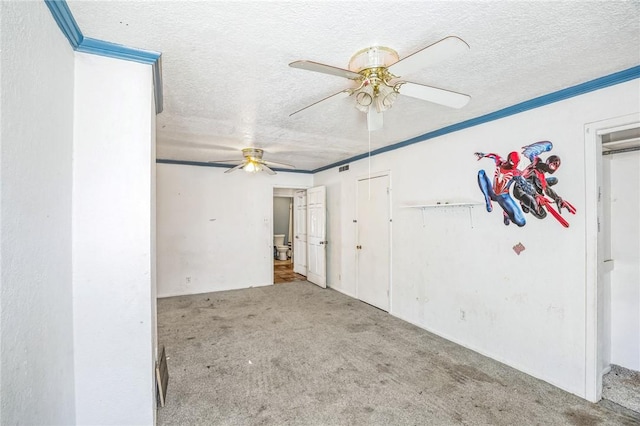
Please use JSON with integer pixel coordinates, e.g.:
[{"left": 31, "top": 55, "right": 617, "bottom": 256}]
[
  {"left": 211, "top": 148, "right": 295, "bottom": 175},
  {"left": 289, "top": 36, "right": 471, "bottom": 131}
]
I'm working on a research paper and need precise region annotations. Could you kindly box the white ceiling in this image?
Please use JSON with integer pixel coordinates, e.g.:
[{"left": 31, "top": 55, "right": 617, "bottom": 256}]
[{"left": 67, "top": 1, "right": 640, "bottom": 172}]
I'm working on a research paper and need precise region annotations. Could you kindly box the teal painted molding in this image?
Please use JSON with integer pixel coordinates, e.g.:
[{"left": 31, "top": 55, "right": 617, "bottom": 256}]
[
  {"left": 44, "top": 0, "right": 163, "bottom": 113},
  {"left": 44, "top": 0, "right": 82, "bottom": 47},
  {"left": 156, "top": 159, "right": 314, "bottom": 174},
  {"left": 45, "top": 0, "right": 637, "bottom": 173},
  {"left": 312, "top": 64, "right": 640, "bottom": 173},
  {"left": 77, "top": 38, "right": 160, "bottom": 64},
  {"left": 158, "top": 64, "right": 639, "bottom": 175}
]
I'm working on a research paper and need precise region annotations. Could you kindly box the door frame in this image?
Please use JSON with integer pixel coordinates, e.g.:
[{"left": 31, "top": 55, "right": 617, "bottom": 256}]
[
  {"left": 355, "top": 170, "right": 392, "bottom": 312},
  {"left": 272, "top": 186, "right": 309, "bottom": 284},
  {"left": 584, "top": 112, "right": 640, "bottom": 402}
]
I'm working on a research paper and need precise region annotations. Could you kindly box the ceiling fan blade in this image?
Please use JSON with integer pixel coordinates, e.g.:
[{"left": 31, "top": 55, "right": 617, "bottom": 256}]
[
  {"left": 224, "top": 163, "right": 246, "bottom": 174},
  {"left": 367, "top": 109, "right": 383, "bottom": 131},
  {"left": 208, "top": 159, "right": 243, "bottom": 164},
  {"left": 263, "top": 160, "right": 295, "bottom": 169},
  {"left": 398, "top": 81, "right": 471, "bottom": 109},
  {"left": 290, "top": 89, "right": 351, "bottom": 116},
  {"left": 261, "top": 164, "right": 277, "bottom": 175},
  {"left": 289, "top": 60, "right": 362, "bottom": 80},
  {"left": 388, "top": 36, "right": 469, "bottom": 78}
]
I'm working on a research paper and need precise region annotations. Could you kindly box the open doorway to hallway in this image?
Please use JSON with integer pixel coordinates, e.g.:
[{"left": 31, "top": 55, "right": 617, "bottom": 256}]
[
  {"left": 274, "top": 258, "right": 306, "bottom": 284},
  {"left": 273, "top": 187, "right": 307, "bottom": 284}
]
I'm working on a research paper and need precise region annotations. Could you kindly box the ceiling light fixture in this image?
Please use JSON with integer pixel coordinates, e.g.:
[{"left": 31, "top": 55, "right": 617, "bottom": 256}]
[
  {"left": 243, "top": 160, "right": 263, "bottom": 173},
  {"left": 347, "top": 47, "right": 401, "bottom": 118}
]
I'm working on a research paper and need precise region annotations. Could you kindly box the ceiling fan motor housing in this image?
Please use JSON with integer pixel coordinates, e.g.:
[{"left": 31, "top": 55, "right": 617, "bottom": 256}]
[
  {"left": 348, "top": 46, "right": 399, "bottom": 73},
  {"left": 242, "top": 148, "right": 264, "bottom": 160}
]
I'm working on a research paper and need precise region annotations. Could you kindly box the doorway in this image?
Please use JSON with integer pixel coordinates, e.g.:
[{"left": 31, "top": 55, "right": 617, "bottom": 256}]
[
  {"left": 584, "top": 113, "right": 640, "bottom": 403},
  {"left": 273, "top": 188, "right": 307, "bottom": 284},
  {"left": 356, "top": 172, "right": 391, "bottom": 311}
]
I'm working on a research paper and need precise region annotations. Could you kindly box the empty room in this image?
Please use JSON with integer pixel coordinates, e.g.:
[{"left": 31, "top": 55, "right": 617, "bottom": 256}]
[{"left": 1, "top": 1, "right": 639, "bottom": 425}]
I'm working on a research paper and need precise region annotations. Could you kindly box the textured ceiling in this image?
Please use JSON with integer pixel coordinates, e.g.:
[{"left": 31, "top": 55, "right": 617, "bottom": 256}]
[{"left": 67, "top": 1, "right": 640, "bottom": 172}]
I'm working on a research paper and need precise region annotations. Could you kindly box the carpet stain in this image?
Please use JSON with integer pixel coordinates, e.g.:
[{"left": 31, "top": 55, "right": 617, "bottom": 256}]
[
  {"left": 376, "top": 363, "right": 392, "bottom": 374},
  {"left": 347, "top": 323, "right": 371, "bottom": 333},
  {"left": 446, "top": 364, "right": 499, "bottom": 385},
  {"left": 563, "top": 409, "right": 602, "bottom": 426}
]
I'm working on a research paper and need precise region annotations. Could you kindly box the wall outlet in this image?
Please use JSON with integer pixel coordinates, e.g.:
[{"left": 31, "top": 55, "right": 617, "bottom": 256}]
[
  {"left": 186, "top": 277, "right": 191, "bottom": 284},
  {"left": 460, "top": 310, "right": 466, "bottom": 321}
]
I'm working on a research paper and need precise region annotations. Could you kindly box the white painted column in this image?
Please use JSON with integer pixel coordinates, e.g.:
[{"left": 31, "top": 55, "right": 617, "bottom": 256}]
[
  {"left": 73, "top": 52, "right": 156, "bottom": 425},
  {"left": 0, "top": 2, "right": 76, "bottom": 424}
]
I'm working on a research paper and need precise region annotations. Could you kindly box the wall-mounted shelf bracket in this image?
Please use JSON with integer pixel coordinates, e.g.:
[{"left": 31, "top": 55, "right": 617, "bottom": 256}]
[{"left": 402, "top": 201, "right": 484, "bottom": 227}]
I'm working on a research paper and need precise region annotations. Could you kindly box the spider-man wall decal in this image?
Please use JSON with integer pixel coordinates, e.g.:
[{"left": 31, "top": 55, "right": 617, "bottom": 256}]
[{"left": 475, "top": 141, "right": 576, "bottom": 228}]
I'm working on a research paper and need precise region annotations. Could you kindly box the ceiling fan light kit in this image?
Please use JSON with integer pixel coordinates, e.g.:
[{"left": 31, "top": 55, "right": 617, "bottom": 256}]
[
  {"left": 289, "top": 36, "right": 472, "bottom": 130},
  {"left": 243, "top": 160, "right": 262, "bottom": 173},
  {"left": 211, "top": 148, "right": 295, "bottom": 176}
]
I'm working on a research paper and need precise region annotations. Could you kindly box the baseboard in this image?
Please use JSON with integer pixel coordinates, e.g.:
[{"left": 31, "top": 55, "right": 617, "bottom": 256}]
[
  {"left": 158, "top": 281, "right": 272, "bottom": 299},
  {"left": 327, "top": 284, "right": 357, "bottom": 299},
  {"left": 390, "top": 312, "right": 585, "bottom": 400}
]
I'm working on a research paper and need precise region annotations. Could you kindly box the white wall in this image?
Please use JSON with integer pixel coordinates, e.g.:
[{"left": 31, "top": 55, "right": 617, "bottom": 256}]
[
  {"left": 273, "top": 196, "right": 292, "bottom": 244},
  {"left": 0, "top": 2, "right": 76, "bottom": 424},
  {"left": 314, "top": 79, "right": 640, "bottom": 398},
  {"left": 608, "top": 150, "right": 640, "bottom": 370},
  {"left": 73, "top": 53, "right": 156, "bottom": 425},
  {"left": 157, "top": 164, "right": 312, "bottom": 297}
]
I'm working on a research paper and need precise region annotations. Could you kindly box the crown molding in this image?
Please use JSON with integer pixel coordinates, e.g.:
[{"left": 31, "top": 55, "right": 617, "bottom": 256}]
[
  {"left": 44, "top": 0, "right": 638, "bottom": 173},
  {"left": 44, "top": 0, "right": 163, "bottom": 113},
  {"left": 156, "top": 159, "right": 314, "bottom": 174},
  {"left": 313, "top": 65, "right": 640, "bottom": 173}
]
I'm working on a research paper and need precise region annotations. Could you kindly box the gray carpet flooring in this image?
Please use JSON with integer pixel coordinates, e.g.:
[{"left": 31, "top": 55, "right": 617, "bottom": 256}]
[
  {"left": 603, "top": 365, "right": 640, "bottom": 413},
  {"left": 157, "top": 282, "right": 639, "bottom": 425}
]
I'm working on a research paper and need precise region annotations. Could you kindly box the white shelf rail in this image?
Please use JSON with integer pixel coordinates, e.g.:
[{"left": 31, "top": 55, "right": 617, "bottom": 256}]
[{"left": 401, "top": 201, "right": 484, "bottom": 227}]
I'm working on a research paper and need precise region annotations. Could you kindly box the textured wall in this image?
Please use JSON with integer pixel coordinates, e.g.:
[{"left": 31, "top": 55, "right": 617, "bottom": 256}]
[
  {"left": 157, "top": 165, "right": 312, "bottom": 297},
  {"left": 0, "top": 1, "right": 76, "bottom": 423},
  {"left": 314, "top": 79, "right": 640, "bottom": 399},
  {"left": 72, "top": 53, "right": 156, "bottom": 424}
]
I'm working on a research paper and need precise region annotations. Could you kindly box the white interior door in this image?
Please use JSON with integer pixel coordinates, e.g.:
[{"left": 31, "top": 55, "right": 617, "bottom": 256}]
[
  {"left": 356, "top": 174, "right": 390, "bottom": 311},
  {"left": 307, "top": 186, "right": 326, "bottom": 288},
  {"left": 293, "top": 190, "right": 307, "bottom": 276}
]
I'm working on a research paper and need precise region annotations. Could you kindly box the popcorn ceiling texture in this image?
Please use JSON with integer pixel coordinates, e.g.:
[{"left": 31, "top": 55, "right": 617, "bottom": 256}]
[{"left": 67, "top": 1, "right": 640, "bottom": 170}]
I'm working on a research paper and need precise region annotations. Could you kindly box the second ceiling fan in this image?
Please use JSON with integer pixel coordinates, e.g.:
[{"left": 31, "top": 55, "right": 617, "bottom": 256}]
[
  {"left": 289, "top": 36, "right": 471, "bottom": 131},
  {"left": 212, "top": 148, "right": 295, "bottom": 175}
]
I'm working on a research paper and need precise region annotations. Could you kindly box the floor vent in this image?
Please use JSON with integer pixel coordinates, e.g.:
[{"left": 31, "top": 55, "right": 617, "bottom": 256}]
[{"left": 156, "top": 346, "right": 169, "bottom": 407}]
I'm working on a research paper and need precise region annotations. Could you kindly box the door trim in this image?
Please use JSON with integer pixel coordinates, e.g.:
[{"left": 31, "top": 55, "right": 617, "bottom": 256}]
[
  {"left": 272, "top": 186, "right": 309, "bottom": 285},
  {"left": 584, "top": 113, "right": 640, "bottom": 402}
]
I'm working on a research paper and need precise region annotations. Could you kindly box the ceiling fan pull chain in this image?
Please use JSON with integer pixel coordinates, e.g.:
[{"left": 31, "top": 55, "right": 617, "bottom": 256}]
[{"left": 368, "top": 129, "right": 372, "bottom": 200}]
